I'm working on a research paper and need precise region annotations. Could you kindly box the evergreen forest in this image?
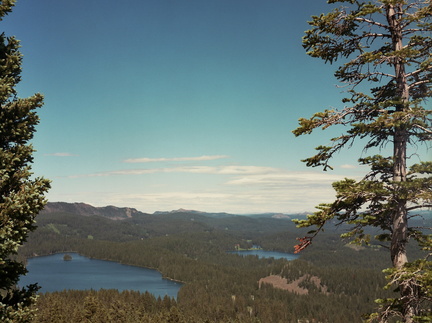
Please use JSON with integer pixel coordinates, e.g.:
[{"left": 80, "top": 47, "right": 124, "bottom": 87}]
[{"left": 17, "top": 205, "right": 431, "bottom": 322}]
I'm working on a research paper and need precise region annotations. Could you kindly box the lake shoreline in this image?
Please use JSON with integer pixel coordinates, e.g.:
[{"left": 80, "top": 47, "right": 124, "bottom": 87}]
[
  {"left": 24, "top": 252, "right": 186, "bottom": 286},
  {"left": 229, "top": 249, "right": 299, "bottom": 261}
]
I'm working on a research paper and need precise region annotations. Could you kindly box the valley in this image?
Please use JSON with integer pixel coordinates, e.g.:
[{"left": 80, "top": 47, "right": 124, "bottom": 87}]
[{"left": 16, "top": 202, "right": 426, "bottom": 322}]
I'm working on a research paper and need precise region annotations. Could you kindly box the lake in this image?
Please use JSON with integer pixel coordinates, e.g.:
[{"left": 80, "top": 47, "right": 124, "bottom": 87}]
[
  {"left": 18, "top": 253, "right": 181, "bottom": 298},
  {"left": 230, "top": 249, "right": 298, "bottom": 260}
]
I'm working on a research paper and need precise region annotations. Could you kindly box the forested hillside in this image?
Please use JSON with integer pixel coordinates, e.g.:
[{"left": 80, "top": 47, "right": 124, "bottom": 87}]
[{"left": 15, "top": 203, "right": 422, "bottom": 322}]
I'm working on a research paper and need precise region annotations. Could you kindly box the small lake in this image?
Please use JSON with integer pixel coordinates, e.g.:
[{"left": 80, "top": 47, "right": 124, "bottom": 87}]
[
  {"left": 230, "top": 249, "right": 298, "bottom": 260},
  {"left": 18, "top": 253, "right": 181, "bottom": 298}
]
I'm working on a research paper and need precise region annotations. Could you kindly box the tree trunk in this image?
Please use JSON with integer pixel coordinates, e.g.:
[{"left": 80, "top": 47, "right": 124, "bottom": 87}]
[{"left": 387, "top": 4, "right": 416, "bottom": 322}]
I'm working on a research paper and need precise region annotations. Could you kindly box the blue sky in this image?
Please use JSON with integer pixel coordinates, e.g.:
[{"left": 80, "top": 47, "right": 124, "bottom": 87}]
[{"left": 4, "top": 0, "right": 426, "bottom": 214}]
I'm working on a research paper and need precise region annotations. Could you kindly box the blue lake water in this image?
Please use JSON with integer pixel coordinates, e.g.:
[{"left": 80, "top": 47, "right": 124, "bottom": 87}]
[
  {"left": 18, "top": 253, "right": 181, "bottom": 298},
  {"left": 230, "top": 249, "right": 298, "bottom": 260}
]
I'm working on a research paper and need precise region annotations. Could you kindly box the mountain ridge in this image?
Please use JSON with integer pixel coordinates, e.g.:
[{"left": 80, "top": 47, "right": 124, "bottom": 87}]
[
  {"left": 41, "top": 202, "right": 145, "bottom": 220},
  {"left": 41, "top": 202, "right": 302, "bottom": 220}
]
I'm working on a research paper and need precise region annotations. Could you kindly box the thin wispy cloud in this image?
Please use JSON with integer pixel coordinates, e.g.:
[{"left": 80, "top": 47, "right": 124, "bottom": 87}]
[
  {"left": 62, "top": 183, "right": 338, "bottom": 214},
  {"left": 340, "top": 164, "right": 357, "bottom": 169},
  {"left": 44, "top": 152, "right": 78, "bottom": 157},
  {"left": 123, "top": 155, "right": 229, "bottom": 163},
  {"left": 50, "top": 166, "right": 351, "bottom": 213},
  {"left": 68, "top": 165, "right": 279, "bottom": 178},
  {"left": 225, "top": 171, "right": 345, "bottom": 187}
]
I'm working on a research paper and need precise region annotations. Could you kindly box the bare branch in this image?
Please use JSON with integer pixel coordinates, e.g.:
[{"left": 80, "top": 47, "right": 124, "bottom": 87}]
[
  {"left": 412, "top": 124, "right": 432, "bottom": 134},
  {"left": 407, "top": 204, "right": 432, "bottom": 211},
  {"left": 372, "top": 71, "right": 397, "bottom": 79},
  {"left": 354, "top": 17, "right": 389, "bottom": 29},
  {"left": 408, "top": 79, "right": 431, "bottom": 90},
  {"left": 406, "top": 65, "right": 432, "bottom": 79}
]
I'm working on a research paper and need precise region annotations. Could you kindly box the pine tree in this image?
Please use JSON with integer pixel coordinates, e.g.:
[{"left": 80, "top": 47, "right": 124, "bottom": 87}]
[
  {"left": 0, "top": 1, "right": 50, "bottom": 321},
  {"left": 293, "top": 1, "right": 431, "bottom": 322}
]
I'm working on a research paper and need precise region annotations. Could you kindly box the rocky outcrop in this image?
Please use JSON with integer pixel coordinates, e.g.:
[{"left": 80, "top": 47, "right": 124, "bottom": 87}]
[{"left": 41, "top": 202, "right": 142, "bottom": 220}]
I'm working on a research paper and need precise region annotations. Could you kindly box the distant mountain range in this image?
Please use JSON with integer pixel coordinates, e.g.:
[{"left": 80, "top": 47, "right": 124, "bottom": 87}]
[
  {"left": 41, "top": 202, "right": 303, "bottom": 220},
  {"left": 41, "top": 202, "right": 432, "bottom": 227}
]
